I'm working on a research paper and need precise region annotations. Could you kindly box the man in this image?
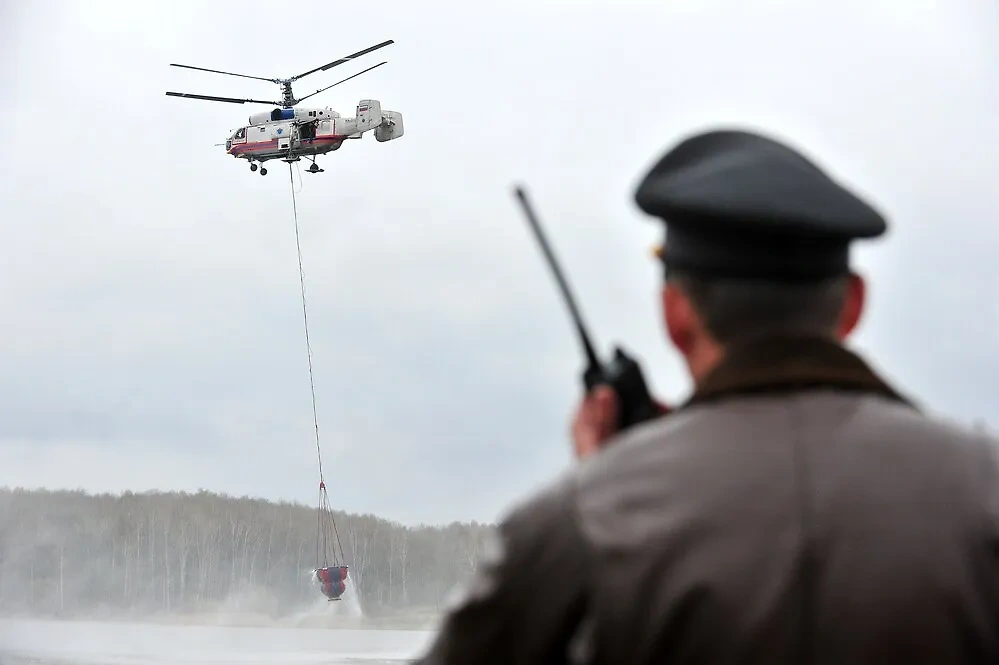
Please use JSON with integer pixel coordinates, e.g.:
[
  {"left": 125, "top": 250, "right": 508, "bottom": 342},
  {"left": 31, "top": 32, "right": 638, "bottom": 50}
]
[{"left": 414, "top": 129, "right": 999, "bottom": 664}]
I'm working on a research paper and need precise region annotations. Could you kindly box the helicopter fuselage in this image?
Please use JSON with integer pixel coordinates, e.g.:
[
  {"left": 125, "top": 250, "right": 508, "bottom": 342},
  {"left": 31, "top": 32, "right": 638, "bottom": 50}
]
[
  {"left": 224, "top": 99, "right": 403, "bottom": 166},
  {"left": 226, "top": 118, "right": 346, "bottom": 163}
]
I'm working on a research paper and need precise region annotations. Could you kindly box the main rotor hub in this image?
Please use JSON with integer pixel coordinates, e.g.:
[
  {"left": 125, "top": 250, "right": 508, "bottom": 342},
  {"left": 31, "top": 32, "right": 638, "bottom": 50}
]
[{"left": 279, "top": 81, "right": 297, "bottom": 107}]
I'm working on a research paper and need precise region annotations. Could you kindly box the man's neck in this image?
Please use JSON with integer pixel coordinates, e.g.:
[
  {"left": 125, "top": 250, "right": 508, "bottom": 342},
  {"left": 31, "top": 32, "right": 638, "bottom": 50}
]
[
  {"left": 681, "top": 333, "right": 914, "bottom": 409},
  {"left": 687, "top": 330, "right": 845, "bottom": 387},
  {"left": 686, "top": 339, "right": 726, "bottom": 387}
]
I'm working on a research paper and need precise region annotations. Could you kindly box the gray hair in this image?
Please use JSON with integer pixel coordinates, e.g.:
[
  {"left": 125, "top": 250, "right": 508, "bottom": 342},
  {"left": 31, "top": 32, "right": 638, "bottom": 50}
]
[{"left": 668, "top": 272, "right": 850, "bottom": 344}]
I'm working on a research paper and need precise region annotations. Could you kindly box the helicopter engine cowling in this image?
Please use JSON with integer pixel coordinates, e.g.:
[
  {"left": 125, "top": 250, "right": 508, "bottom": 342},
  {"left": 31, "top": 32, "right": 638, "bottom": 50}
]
[
  {"left": 249, "top": 108, "right": 295, "bottom": 125},
  {"left": 249, "top": 107, "right": 338, "bottom": 126}
]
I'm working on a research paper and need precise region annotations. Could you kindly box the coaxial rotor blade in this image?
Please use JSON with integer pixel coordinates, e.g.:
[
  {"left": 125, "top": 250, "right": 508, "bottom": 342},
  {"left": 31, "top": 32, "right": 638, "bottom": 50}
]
[
  {"left": 291, "top": 39, "right": 394, "bottom": 81},
  {"left": 295, "top": 61, "right": 388, "bottom": 103},
  {"left": 170, "top": 63, "right": 277, "bottom": 83},
  {"left": 165, "top": 91, "right": 282, "bottom": 105}
]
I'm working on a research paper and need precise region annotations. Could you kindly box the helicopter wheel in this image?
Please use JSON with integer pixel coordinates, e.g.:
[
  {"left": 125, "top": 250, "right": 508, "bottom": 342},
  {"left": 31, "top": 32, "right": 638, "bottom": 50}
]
[
  {"left": 250, "top": 163, "right": 258, "bottom": 172},
  {"left": 309, "top": 163, "right": 319, "bottom": 173},
  {"left": 259, "top": 167, "right": 268, "bottom": 176}
]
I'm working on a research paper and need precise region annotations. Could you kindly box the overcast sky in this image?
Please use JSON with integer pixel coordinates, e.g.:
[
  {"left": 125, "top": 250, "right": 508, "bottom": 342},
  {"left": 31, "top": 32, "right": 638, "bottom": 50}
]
[{"left": 1, "top": 0, "right": 996, "bottom": 526}]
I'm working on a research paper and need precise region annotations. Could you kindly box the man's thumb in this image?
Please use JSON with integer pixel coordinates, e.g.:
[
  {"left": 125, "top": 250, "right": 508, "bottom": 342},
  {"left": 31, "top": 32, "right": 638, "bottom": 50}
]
[{"left": 593, "top": 385, "right": 618, "bottom": 429}]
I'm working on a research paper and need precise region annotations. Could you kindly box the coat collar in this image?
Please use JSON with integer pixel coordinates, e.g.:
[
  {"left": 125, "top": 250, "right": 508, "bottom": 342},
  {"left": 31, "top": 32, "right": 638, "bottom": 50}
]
[{"left": 680, "top": 335, "right": 915, "bottom": 410}]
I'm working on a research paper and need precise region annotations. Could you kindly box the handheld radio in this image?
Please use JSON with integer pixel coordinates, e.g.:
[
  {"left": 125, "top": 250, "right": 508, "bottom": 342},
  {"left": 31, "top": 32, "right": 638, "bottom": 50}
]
[{"left": 512, "top": 185, "right": 662, "bottom": 433}]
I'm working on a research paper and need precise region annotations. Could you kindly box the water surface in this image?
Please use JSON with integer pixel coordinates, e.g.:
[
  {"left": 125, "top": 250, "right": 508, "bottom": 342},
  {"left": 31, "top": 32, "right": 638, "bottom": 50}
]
[{"left": 0, "top": 618, "right": 434, "bottom": 665}]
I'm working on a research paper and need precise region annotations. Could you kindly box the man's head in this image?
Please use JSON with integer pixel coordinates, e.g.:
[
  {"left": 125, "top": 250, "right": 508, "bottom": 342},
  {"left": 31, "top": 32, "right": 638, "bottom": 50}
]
[
  {"left": 633, "top": 128, "right": 886, "bottom": 382},
  {"left": 660, "top": 271, "right": 866, "bottom": 381}
]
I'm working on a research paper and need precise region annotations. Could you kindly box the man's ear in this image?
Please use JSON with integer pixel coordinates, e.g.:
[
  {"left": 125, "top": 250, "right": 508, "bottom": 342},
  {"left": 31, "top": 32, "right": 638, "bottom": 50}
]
[
  {"left": 662, "top": 282, "right": 696, "bottom": 354},
  {"left": 837, "top": 273, "right": 866, "bottom": 339}
]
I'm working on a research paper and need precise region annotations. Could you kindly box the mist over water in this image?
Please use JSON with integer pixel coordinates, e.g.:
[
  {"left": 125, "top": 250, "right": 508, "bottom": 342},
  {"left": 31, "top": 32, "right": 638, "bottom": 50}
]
[
  {"left": 0, "top": 564, "right": 439, "bottom": 663},
  {"left": 0, "top": 583, "right": 434, "bottom": 665},
  {"left": 0, "top": 616, "right": 434, "bottom": 664}
]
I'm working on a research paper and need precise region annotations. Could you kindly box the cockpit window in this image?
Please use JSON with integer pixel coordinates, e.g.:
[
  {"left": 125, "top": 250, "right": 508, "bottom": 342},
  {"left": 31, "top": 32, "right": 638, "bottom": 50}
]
[{"left": 234, "top": 127, "right": 246, "bottom": 139}]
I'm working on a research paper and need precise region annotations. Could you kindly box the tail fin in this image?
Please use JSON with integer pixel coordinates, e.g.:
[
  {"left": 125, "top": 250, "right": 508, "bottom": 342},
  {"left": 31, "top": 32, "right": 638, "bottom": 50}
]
[
  {"left": 375, "top": 110, "right": 404, "bottom": 142},
  {"left": 355, "top": 100, "right": 382, "bottom": 131}
]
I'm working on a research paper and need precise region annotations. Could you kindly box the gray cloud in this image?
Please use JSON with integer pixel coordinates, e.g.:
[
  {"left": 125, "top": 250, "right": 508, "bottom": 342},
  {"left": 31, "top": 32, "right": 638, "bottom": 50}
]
[{"left": 1, "top": 0, "right": 996, "bottom": 525}]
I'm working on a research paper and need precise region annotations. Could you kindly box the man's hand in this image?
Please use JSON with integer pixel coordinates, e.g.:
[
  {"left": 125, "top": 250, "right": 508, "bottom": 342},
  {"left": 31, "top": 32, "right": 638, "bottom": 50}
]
[
  {"left": 571, "top": 388, "right": 671, "bottom": 460},
  {"left": 570, "top": 386, "right": 619, "bottom": 459}
]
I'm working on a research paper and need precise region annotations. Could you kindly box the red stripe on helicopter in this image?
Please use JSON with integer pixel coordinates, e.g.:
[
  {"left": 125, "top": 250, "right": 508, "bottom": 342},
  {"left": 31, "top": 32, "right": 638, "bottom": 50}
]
[{"left": 229, "top": 135, "right": 347, "bottom": 153}]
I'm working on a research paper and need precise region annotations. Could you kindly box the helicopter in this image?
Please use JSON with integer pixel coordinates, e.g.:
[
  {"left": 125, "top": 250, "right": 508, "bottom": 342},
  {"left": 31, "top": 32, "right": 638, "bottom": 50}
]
[{"left": 165, "top": 39, "right": 404, "bottom": 176}]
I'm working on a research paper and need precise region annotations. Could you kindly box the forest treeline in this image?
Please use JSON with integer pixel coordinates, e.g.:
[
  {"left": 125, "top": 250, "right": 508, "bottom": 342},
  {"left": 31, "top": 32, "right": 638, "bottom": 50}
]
[{"left": 0, "top": 487, "right": 494, "bottom": 620}]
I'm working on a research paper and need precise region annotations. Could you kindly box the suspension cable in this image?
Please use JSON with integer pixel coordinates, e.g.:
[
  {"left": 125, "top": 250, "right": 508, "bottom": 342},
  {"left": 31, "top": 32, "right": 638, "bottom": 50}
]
[
  {"left": 287, "top": 163, "right": 346, "bottom": 568},
  {"left": 289, "top": 163, "right": 324, "bottom": 485}
]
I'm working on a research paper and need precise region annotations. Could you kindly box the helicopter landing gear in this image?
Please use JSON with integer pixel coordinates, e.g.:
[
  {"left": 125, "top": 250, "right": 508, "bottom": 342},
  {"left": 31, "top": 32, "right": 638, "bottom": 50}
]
[
  {"left": 250, "top": 163, "right": 258, "bottom": 172},
  {"left": 259, "top": 166, "right": 268, "bottom": 176}
]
